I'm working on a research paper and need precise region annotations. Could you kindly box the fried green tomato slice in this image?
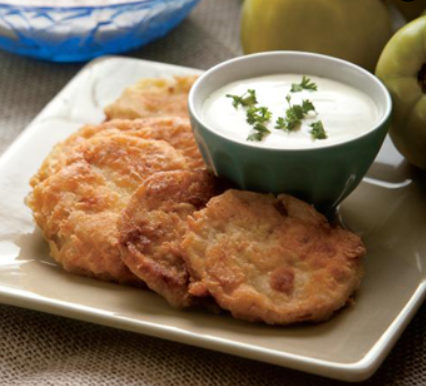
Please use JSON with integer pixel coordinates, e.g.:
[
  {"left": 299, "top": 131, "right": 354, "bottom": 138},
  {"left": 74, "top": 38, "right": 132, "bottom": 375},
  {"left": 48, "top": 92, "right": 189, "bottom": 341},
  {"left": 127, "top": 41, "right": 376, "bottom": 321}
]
[
  {"left": 119, "top": 170, "right": 224, "bottom": 307},
  {"left": 30, "top": 116, "right": 204, "bottom": 188},
  {"left": 181, "top": 190, "right": 365, "bottom": 325},
  {"left": 27, "top": 134, "right": 188, "bottom": 284},
  {"left": 104, "top": 76, "right": 198, "bottom": 120}
]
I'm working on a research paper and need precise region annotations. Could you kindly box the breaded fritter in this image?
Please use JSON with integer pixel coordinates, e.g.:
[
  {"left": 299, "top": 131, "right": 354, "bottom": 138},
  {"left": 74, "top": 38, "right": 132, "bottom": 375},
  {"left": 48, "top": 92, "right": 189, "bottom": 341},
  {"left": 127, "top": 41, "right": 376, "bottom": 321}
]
[
  {"left": 104, "top": 76, "right": 198, "bottom": 120},
  {"left": 181, "top": 190, "right": 365, "bottom": 325},
  {"left": 119, "top": 170, "right": 223, "bottom": 308},
  {"left": 94, "top": 118, "right": 204, "bottom": 169},
  {"left": 30, "top": 117, "right": 203, "bottom": 188},
  {"left": 27, "top": 134, "right": 188, "bottom": 284}
]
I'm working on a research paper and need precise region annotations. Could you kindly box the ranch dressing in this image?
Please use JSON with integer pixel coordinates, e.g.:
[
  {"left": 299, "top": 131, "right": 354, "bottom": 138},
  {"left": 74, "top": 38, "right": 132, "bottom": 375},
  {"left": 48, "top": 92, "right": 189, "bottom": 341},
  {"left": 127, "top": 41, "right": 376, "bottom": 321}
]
[{"left": 202, "top": 74, "right": 379, "bottom": 149}]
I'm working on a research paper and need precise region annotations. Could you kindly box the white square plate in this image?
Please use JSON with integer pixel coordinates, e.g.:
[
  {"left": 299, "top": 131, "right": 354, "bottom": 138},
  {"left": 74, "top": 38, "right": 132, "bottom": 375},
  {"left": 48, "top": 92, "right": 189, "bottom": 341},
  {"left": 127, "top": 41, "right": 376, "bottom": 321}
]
[{"left": 0, "top": 57, "right": 425, "bottom": 382}]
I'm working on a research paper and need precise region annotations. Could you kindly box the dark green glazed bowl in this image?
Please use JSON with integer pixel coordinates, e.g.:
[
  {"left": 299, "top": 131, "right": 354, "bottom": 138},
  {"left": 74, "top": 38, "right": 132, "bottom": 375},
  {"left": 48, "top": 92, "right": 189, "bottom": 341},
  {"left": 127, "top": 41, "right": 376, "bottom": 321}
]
[{"left": 189, "top": 52, "right": 392, "bottom": 213}]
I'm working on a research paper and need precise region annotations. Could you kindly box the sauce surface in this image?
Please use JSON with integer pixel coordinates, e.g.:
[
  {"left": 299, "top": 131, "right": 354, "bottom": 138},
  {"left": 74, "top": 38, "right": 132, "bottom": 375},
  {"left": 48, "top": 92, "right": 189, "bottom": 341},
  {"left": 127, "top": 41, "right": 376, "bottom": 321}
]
[{"left": 202, "top": 74, "right": 379, "bottom": 149}]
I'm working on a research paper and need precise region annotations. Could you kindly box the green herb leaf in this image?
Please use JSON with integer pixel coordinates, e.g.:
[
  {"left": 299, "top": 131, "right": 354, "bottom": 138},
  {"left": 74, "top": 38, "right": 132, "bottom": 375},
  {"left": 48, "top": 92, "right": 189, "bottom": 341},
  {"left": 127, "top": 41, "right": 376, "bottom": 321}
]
[
  {"left": 276, "top": 95, "right": 318, "bottom": 132},
  {"left": 302, "top": 99, "right": 316, "bottom": 114},
  {"left": 289, "top": 105, "right": 305, "bottom": 120},
  {"left": 247, "top": 132, "right": 266, "bottom": 142},
  {"left": 246, "top": 122, "right": 271, "bottom": 142},
  {"left": 246, "top": 106, "right": 272, "bottom": 125},
  {"left": 291, "top": 76, "right": 318, "bottom": 93},
  {"left": 225, "top": 88, "right": 272, "bottom": 142},
  {"left": 275, "top": 113, "right": 301, "bottom": 132},
  {"left": 310, "top": 120, "right": 328, "bottom": 140},
  {"left": 286, "top": 117, "right": 302, "bottom": 131},
  {"left": 275, "top": 117, "right": 287, "bottom": 130},
  {"left": 253, "top": 123, "right": 271, "bottom": 133},
  {"left": 226, "top": 89, "right": 258, "bottom": 108},
  {"left": 286, "top": 94, "right": 292, "bottom": 105}
]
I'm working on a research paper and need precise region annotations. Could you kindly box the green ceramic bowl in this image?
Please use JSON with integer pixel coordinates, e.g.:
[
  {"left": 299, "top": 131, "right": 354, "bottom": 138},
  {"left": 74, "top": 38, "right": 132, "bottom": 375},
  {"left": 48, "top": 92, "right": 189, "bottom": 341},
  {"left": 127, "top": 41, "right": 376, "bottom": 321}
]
[{"left": 188, "top": 52, "right": 392, "bottom": 213}]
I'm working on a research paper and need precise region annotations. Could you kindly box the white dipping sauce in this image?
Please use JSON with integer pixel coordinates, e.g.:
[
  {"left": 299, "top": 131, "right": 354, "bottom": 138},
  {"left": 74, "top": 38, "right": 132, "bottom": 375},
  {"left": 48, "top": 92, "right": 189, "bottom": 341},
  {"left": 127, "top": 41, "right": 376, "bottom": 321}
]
[{"left": 202, "top": 74, "right": 379, "bottom": 149}]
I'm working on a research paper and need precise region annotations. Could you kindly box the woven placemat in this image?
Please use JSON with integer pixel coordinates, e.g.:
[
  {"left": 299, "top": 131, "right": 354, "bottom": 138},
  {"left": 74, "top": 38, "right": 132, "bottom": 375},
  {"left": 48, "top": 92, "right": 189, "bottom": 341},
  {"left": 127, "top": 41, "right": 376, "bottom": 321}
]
[{"left": 0, "top": 0, "right": 425, "bottom": 384}]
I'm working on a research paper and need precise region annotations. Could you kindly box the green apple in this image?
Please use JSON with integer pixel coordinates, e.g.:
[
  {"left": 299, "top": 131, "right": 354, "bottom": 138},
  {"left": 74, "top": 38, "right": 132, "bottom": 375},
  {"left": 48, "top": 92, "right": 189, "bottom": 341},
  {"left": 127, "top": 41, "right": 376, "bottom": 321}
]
[
  {"left": 376, "top": 16, "right": 426, "bottom": 169},
  {"left": 241, "top": 0, "right": 393, "bottom": 72}
]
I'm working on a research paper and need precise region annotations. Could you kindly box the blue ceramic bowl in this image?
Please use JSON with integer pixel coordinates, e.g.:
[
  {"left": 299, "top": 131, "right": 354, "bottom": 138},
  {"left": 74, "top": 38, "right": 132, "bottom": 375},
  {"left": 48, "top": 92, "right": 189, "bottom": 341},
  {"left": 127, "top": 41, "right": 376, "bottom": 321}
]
[{"left": 0, "top": 0, "right": 201, "bottom": 62}]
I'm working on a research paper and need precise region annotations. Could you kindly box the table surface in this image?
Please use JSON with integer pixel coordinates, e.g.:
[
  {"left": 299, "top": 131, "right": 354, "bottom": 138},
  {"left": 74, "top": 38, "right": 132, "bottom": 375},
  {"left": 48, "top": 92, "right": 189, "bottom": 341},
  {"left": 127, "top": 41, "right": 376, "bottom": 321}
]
[{"left": 0, "top": 1, "right": 425, "bottom": 385}]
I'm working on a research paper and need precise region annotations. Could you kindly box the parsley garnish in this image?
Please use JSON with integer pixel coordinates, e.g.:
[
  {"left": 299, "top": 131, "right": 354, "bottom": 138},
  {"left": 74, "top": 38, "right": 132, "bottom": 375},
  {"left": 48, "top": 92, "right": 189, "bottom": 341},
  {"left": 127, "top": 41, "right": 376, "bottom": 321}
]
[
  {"left": 253, "top": 123, "right": 271, "bottom": 133},
  {"left": 226, "top": 88, "right": 272, "bottom": 142},
  {"left": 246, "top": 109, "right": 272, "bottom": 141},
  {"left": 275, "top": 97, "right": 316, "bottom": 132},
  {"left": 226, "top": 89, "right": 258, "bottom": 108},
  {"left": 286, "top": 94, "right": 292, "bottom": 105},
  {"left": 247, "top": 132, "right": 265, "bottom": 142},
  {"left": 302, "top": 99, "right": 316, "bottom": 113},
  {"left": 291, "top": 76, "right": 318, "bottom": 93},
  {"left": 275, "top": 117, "right": 287, "bottom": 130},
  {"left": 226, "top": 78, "right": 326, "bottom": 142},
  {"left": 246, "top": 106, "right": 272, "bottom": 125},
  {"left": 247, "top": 123, "right": 271, "bottom": 142},
  {"left": 310, "top": 120, "right": 328, "bottom": 140}
]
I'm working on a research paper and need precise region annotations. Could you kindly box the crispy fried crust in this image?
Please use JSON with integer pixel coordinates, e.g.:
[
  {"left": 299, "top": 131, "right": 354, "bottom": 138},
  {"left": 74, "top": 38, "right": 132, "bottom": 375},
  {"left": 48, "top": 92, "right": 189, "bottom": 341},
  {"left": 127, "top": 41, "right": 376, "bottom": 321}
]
[
  {"left": 30, "top": 117, "right": 203, "bottom": 188},
  {"left": 27, "top": 134, "right": 188, "bottom": 284},
  {"left": 181, "top": 190, "right": 365, "bottom": 325},
  {"left": 119, "top": 170, "right": 223, "bottom": 308},
  {"left": 104, "top": 76, "right": 198, "bottom": 120},
  {"left": 95, "top": 118, "right": 204, "bottom": 169}
]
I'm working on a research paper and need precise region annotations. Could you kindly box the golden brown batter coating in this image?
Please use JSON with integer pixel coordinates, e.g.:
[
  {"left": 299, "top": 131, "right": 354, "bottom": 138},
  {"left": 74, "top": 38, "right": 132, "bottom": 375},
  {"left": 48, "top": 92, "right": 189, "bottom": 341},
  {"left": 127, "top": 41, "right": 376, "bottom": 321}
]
[
  {"left": 94, "top": 118, "right": 204, "bottom": 169},
  {"left": 30, "top": 117, "right": 203, "bottom": 188},
  {"left": 27, "top": 134, "right": 188, "bottom": 284},
  {"left": 104, "top": 76, "right": 198, "bottom": 120},
  {"left": 119, "top": 170, "right": 223, "bottom": 308},
  {"left": 181, "top": 190, "right": 365, "bottom": 325}
]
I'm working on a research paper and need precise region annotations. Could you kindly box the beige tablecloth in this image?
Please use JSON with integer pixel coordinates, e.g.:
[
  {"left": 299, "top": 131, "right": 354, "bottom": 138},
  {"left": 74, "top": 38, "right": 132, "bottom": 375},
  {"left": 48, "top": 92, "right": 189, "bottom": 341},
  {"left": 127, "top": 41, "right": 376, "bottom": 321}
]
[{"left": 0, "top": 1, "right": 425, "bottom": 384}]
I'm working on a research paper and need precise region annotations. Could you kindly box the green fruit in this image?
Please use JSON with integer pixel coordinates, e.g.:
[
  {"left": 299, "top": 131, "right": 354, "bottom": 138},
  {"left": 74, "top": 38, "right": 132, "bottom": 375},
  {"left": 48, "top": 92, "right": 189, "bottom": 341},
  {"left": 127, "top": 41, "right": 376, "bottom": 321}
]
[
  {"left": 241, "top": 0, "right": 393, "bottom": 72},
  {"left": 376, "top": 16, "right": 426, "bottom": 169}
]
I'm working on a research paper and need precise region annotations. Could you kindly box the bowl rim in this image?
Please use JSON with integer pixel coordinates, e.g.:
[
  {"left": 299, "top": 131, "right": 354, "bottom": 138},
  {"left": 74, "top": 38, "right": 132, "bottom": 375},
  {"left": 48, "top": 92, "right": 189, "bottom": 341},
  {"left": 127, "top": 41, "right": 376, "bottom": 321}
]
[
  {"left": 0, "top": 0, "right": 182, "bottom": 10},
  {"left": 188, "top": 51, "right": 393, "bottom": 153}
]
